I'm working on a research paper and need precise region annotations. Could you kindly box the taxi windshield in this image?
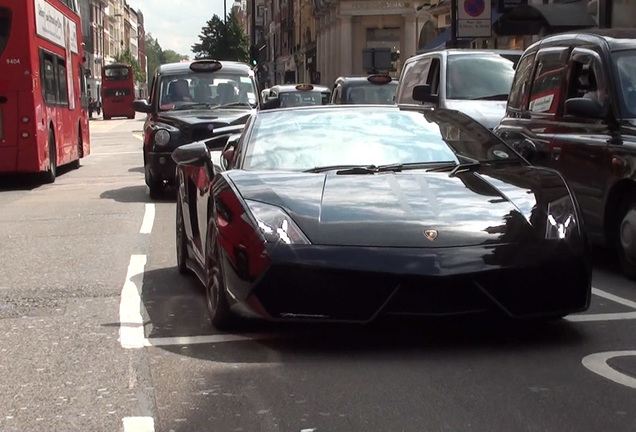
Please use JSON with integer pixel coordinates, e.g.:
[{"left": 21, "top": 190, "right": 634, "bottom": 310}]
[
  {"left": 446, "top": 54, "right": 517, "bottom": 100},
  {"left": 158, "top": 72, "right": 257, "bottom": 111},
  {"left": 279, "top": 91, "right": 329, "bottom": 107},
  {"left": 344, "top": 83, "right": 397, "bottom": 104},
  {"left": 613, "top": 50, "right": 636, "bottom": 118}
]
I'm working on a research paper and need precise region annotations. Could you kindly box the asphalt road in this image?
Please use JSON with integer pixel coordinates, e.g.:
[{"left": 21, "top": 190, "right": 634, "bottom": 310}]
[{"left": 1, "top": 116, "right": 635, "bottom": 432}]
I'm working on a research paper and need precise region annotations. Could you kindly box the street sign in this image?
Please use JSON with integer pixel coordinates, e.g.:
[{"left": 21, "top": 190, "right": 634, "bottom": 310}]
[{"left": 457, "top": 0, "right": 492, "bottom": 38}]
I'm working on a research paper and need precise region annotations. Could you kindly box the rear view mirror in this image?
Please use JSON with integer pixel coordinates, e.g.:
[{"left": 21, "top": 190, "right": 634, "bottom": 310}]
[
  {"left": 564, "top": 97, "right": 604, "bottom": 119},
  {"left": 172, "top": 142, "right": 211, "bottom": 167},
  {"left": 260, "top": 97, "right": 281, "bottom": 110},
  {"left": 133, "top": 99, "right": 152, "bottom": 113},
  {"left": 413, "top": 85, "right": 439, "bottom": 104}
]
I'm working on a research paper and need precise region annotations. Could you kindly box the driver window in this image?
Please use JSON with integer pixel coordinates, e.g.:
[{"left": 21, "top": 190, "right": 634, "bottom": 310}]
[{"left": 566, "top": 53, "right": 605, "bottom": 110}]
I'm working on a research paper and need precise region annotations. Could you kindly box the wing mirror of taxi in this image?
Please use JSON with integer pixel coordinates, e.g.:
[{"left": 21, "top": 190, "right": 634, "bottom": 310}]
[
  {"left": 564, "top": 97, "right": 604, "bottom": 119},
  {"left": 133, "top": 99, "right": 152, "bottom": 113},
  {"left": 172, "top": 142, "right": 211, "bottom": 168},
  {"left": 412, "top": 84, "right": 439, "bottom": 104}
]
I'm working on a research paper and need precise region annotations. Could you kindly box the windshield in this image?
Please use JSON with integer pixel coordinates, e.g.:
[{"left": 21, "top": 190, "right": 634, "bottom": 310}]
[
  {"left": 613, "top": 50, "right": 636, "bottom": 118},
  {"left": 344, "top": 83, "right": 397, "bottom": 104},
  {"left": 159, "top": 72, "right": 257, "bottom": 111},
  {"left": 279, "top": 91, "right": 330, "bottom": 107},
  {"left": 446, "top": 54, "right": 517, "bottom": 100},
  {"left": 244, "top": 107, "right": 519, "bottom": 171},
  {"left": 104, "top": 66, "right": 130, "bottom": 80},
  {"left": 0, "top": 8, "right": 11, "bottom": 59}
]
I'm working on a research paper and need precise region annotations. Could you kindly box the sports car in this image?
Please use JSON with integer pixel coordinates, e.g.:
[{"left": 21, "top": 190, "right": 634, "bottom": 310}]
[{"left": 172, "top": 105, "right": 592, "bottom": 330}]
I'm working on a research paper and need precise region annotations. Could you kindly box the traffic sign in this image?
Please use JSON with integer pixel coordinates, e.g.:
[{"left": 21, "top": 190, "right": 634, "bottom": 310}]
[{"left": 458, "top": 0, "right": 491, "bottom": 37}]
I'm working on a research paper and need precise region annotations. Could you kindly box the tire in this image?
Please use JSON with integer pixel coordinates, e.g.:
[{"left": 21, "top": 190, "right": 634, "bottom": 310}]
[
  {"left": 43, "top": 129, "right": 56, "bottom": 183},
  {"left": 205, "top": 243, "right": 237, "bottom": 331},
  {"left": 148, "top": 181, "right": 163, "bottom": 200},
  {"left": 176, "top": 197, "right": 189, "bottom": 274},
  {"left": 128, "top": 114, "right": 135, "bottom": 120},
  {"left": 617, "top": 195, "right": 636, "bottom": 279},
  {"left": 103, "top": 115, "right": 111, "bottom": 120}
]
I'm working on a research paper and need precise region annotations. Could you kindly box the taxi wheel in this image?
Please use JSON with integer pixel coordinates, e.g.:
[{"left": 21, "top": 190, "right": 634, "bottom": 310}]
[
  {"left": 43, "top": 129, "right": 57, "bottom": 183},
  {"left": 617, "top": 196, "right": 636, "bottom": 279},
  {"left": 205, "top": 239, "right": 237, "bottom": 331},
  {"left": 149, "top": 182, "right": 163, "bottom": 200},
  {"left": 176, "top": 199, "right": 189, "bottom": 274}
]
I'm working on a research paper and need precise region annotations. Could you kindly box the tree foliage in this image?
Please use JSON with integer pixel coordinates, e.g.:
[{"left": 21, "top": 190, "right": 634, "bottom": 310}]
[
  {"left": 191, "top": 10, "right": 249, "bottom": 62},
  {"left": 112, "top": 49, "right": 145, "bottom": 84},
  {"left": 145, "top": 33, "right": 189, "bottom": 85}
]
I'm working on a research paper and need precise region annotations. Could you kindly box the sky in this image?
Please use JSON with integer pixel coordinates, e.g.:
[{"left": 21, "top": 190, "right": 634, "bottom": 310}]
[{"left": 127, "top": 0, "right": 236, "bottom": 58}]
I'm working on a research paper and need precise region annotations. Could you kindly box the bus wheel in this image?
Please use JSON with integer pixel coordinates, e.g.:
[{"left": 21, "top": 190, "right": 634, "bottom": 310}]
[
  {"left": 43, "top": 129, "right": 57, "bottom": 183},
  {"left": 103, "top": 115, "right": 111, "bottom": 120},
  {"left": 71, "top": 128, "right": 82, "bottom": 170}
]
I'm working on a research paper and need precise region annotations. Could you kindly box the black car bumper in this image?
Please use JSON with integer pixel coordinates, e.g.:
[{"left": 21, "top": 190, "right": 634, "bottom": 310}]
[
  {"left": 220, "top": 240, "right": 592, "bottom": 322},
  {"left": 147, "top": 151, "right": 177, "bottom": 185}
]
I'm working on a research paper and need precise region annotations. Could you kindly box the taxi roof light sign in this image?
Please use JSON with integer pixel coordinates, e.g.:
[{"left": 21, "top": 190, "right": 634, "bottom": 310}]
[
  {"left": 190, "top": 60, "right": 223, "bottom": 72},
  {"left": 295, "top": 83, "right": 314, "bottom": 91},
  {"left": 368, "top": 74, "right": 393, "bottom": 85}
]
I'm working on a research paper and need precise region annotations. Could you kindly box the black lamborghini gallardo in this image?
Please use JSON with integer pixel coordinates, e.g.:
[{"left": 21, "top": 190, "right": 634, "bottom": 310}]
[{"left": 172, "top": 105, "right": 592, "bottom": 330}]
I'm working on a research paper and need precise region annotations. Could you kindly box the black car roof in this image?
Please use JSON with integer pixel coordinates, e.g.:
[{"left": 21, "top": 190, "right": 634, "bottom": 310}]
[
  {"left": 157, "top": 60, "right": 253, "bottom": 75},
  {"left": 529, "top": 29, "right": 636, "bottom": 53}
]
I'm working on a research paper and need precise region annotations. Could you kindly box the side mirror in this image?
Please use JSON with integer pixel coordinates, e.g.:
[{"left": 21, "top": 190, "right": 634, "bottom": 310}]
[
  {"left": 133, "top": 99, "right": 152, "bottom": 113},
  {"left": 413, "top": 84, "right": 439, "bottom": 104},
  {"left": 260, "top": 97, "right": 280, "bottom": 110},
  {"left": 564, "top": 97, "right": 604, "bottom": 119},
  {"left": 513, "top": 138, "right": 538, "bottom": 161},
  {"left": 172, "top": 142, "right": 211, "bottom": 167}
]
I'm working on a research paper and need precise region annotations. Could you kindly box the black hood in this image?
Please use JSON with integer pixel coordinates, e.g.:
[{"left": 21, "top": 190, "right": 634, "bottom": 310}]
[
  {"left": 157, "top": 109, "right": 253, "bottom": 142},
  {"left": 226, "top": 167, "right": 555, "bottom": 248}
]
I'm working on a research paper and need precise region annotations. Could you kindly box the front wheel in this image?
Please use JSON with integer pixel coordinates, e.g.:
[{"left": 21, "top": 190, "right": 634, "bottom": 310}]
[
  {"left": 205, "top": 248, "right": 237, "bottom": 331},
  {"left": 43, "top": 130, "right": 56, "bottom": 183},
  {"left": 617, "top": 197, "right": 636, "bottom": 279}
]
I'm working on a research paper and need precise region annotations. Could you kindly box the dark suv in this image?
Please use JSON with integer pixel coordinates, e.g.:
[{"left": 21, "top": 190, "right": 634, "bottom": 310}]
[
  {"left": 134, "top": 59, "right": 259, "bottom": 199},
  {"left": 494, "top": 29, "right": 636, "bottom": 278}
]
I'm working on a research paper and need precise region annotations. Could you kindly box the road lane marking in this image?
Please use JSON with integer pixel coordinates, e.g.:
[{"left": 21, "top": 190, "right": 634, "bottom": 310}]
[
  {"left": 122, "top": 416, "right": 155, "bottom": 432},
  {"left": 144, "top": 333, "right": 277, "bottom": 347},
  {"left": 139, "top": 204, "right": 155, "bottom": 234},
  {"left": 566, "top": 311, "right": 636, "bottom": 322},
  {"left": 90, "top": 151, "right": 141, "bottom": 156},
  {"left": 592, "top": 287, "right": 636, "bottom": 309},
  {"left": 133, "top": 134, "right": 144, "bottom": 141},
  {"left": 119, "top": 255, "right": 148, "bottom": 349},
  {"left": 582, "top": 351, "right": 636, "bottom": 389}
]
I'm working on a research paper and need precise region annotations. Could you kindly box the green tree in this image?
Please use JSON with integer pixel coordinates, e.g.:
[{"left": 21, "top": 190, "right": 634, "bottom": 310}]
[
  {"left": 113, "top": 49, "right": 145, "bottom": 84},
  {"left": 191, "top": 10, "right": 249, "bottom": 62},
  {"left": 145, "top": 33, "right": 189, "bottom": 85},
  {"left": 163, "top": 49, "right": 189, "bottom": 63}
]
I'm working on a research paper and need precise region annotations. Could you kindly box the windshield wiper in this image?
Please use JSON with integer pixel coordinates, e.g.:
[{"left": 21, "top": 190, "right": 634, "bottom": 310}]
[
  {"left": 172, "top": 102, "right": 214, "bottom": 110},
  {"left": 336, "top": 163, "right": 404, "bottom": 175},
  {"left": 426, "top": 161, "right": 481, "bottom": 177},
  {"left": 469, "top": 93, "right": 509, "bottom": 101},
  {"left": 305, "top": 162, "right": 458, "bottom": 174},
  {"left": 215, "top": 102, "right": 254, "bottom": 109}
]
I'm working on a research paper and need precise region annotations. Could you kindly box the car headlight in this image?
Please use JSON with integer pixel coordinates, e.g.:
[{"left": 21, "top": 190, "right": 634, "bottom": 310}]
[
  {"left": 545, "top": 196, "right": 578, "bottom": 239},
  {"left": 245, "top": 200, "right": 310, "bottom": 244},
  {"left": 154, "top": 129, "right": 171, "bottom": 146}
]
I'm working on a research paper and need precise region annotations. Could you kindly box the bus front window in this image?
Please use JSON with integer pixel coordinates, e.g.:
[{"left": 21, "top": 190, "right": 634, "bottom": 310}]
[{"left": 0, "top": 8, "right": 11, "bottom": 58}]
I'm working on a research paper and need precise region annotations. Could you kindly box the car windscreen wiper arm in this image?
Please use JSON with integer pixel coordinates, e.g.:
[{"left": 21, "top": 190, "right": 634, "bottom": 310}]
[{"left": 426, "top": 161, "right": 481, "bottom": 177}]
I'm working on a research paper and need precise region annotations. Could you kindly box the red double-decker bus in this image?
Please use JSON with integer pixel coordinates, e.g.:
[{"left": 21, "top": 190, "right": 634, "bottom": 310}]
[
  {"left": 0, "top": 0, "right": 90, "bottom": 183},
  {"left": 101, "top": 63, "right": 135, "bottom": 120}
]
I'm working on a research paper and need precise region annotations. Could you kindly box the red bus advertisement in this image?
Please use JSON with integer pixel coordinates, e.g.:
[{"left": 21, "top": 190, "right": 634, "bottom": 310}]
[
  {"left": 0, "top": 0, "right": 90, "bottom": 182},
  {"left": 101, "top": 63, "right": 135, "bottom": 120}
]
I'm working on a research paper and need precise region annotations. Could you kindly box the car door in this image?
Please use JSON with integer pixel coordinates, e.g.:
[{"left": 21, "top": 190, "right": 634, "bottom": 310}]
[{"left": 546, "top": 48, "right": 614, "bottom": 239}]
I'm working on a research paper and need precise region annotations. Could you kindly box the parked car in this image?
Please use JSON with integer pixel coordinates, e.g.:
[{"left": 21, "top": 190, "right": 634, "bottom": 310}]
[
  {"left": 133, "top": 59, "right": 259, "bottom": 199},
  {"left": 395, "top": 49, "right": 522, "bottom": 129},
  {"left": 494, "top": 29, "right": 636, "bottom": 278},
  {"left": 330, "top": 74, "right": 398, "bottom": 104},
  {"left": 260, "top": 84, "right": 331, "bottom": 109},
  {"left": 172, "top": 104, "right": 591, "bottom": 330}
]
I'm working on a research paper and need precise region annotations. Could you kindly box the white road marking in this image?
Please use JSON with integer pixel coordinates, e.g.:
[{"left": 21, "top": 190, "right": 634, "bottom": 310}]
[
  {"left": 122, "top": 416, "right": 155, "bottom": 432},
  {"left": 566, "top": 311, "right": 636, "bottom": 322},
  {"left": 144, "top": 333, "right": 276, "bottom": 347},
  {"left": 582, "top": 351, "right": 636, "bottom": 389},
  {"left": 132, "top": 134, "right": 144, "bottom": 141},
  {"left": 119, "top": 255, "right": 148, "bottom": 349},
  {"left": 592, "top": 287, "right": 636, "bottom": 309},
  {"left": 139, "top": 204, "right": 155, "bottom": 234},
  {"left": 90, "top": 151, "right": 141, "bottom": 156}
]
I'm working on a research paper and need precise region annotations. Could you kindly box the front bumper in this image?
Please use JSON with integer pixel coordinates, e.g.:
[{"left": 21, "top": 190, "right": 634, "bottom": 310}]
[
  {"left": 221, "top": 240, "right": 592, "bottom": 322},
  {"left": 147, "top": 151, "right": 177, "bottom": 185}
]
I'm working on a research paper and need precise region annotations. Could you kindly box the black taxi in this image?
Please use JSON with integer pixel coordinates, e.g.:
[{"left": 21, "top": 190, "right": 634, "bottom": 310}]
[
  {"left": 133, "top": 59, "right": 259, "bottom": 199},
  {"left": 494, "top": 29, "right": 636, "bottom": 278},
  {"left": 260, "top": 84, "right": 330, "bottom": 109},
  {"left": 330, "top": 74, "right": 398, "bottom": 104}
]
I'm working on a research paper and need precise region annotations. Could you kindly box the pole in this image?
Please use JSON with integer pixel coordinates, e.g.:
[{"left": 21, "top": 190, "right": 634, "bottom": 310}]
[
  {"left": 450, "top": 0, "right": 457, "bottom": 48},
  {"left": 250, "top": 0, "right": 256, "bottom": 47}
]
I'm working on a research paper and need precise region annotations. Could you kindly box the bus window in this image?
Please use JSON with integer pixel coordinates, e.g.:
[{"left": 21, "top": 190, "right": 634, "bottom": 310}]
[
  {"left": 42, "top": 52, "right": 58, "bottom": 105},
  {"left": 57, "top": 58, "right": 68, "bottom": 106},
  {"left": 0, "top": 8, "right": 10, "bottom": 57}
]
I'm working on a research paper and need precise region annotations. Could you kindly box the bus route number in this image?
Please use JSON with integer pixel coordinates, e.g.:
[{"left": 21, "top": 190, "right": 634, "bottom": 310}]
[{"left": 6, "top": 58, "right": 20, "bottom": 64}]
